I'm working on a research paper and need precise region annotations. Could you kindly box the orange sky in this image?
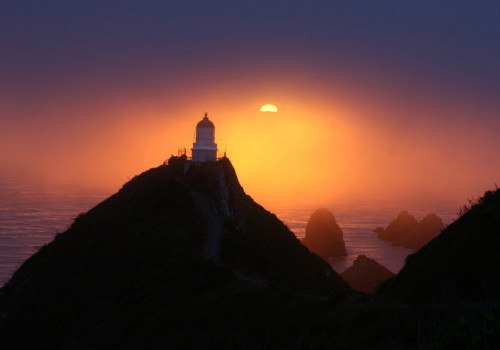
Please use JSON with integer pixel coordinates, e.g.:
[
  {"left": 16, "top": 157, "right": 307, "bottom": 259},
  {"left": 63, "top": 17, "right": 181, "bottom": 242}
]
[
  {"left": 1, "top": 69, "right": 499, "bottom": 210},
  {"left": 2, "top": 2, "right": 500, "bottom": 213}
]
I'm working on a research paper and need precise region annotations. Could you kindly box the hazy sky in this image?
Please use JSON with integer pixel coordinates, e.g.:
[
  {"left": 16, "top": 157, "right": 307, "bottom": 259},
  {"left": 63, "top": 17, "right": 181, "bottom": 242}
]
[{"left": 1, "top": 1, "right": 499, "bottom": 207}]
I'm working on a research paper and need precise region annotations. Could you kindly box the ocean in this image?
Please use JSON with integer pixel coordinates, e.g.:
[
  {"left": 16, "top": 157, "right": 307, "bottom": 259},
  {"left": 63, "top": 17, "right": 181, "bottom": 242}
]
[
  {"left": 0, "top": 182, "right": 459, "bottom": 286},
  {"left": 0, "top": 182, "right": 107, "bottom": 286}
]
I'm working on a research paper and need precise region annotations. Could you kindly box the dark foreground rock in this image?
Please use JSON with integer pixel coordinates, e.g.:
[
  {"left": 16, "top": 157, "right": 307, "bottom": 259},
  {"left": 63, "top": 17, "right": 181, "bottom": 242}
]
[
  {"left": 329, "top": 190, "right": 500, "bottom": 349},
  {"left": 1, "top": 158, "right": 499, "bottom": 349},
  {"left": 380, "top": 189, "right": 500, "bottom": 304},
  {"left": 341, "top": 255, "right": 395, "bottom": 294},
  {"left": 0, "top": 157, "right": 350, "bottom": 349},
  {"left": 301, "top": 208, "right": 347, "bottom": 259}
]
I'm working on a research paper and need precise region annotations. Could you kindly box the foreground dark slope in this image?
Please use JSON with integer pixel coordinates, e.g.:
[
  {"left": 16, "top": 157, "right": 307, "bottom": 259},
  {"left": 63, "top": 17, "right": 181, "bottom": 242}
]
[
  {"left": 380, "top": 188, "right": 500, "bottom": 304},
  {"left": 325, "top": 189, "right": 500, "bottom": 349},
  {"left": 0, "top": 157, "right": 350, "bottom": 349},
  {"left": 3, "top": 157, "right": 499, "bottom": 349}
]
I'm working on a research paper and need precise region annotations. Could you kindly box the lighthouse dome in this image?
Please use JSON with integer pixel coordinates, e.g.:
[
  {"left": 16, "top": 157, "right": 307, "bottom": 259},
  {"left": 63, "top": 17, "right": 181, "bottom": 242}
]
[{"left": 197, "top": 114, "right": 215, "bottom": 129}]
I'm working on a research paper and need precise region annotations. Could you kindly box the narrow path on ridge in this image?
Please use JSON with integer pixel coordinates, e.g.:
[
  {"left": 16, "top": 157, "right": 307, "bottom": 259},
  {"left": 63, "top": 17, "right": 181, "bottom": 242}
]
[{"left": 193, "top": 193, "right": 223, "bottom": 263}]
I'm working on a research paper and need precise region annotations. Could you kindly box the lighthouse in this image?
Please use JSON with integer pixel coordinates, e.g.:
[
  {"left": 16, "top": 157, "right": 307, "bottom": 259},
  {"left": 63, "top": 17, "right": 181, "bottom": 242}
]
[{"left": 191, "top": 113, "right": 218, "bottom": 162}]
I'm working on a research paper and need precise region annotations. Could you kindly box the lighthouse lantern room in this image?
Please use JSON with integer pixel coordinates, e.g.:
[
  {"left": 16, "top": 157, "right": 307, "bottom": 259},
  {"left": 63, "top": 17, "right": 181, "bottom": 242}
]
[{"left": 191, "top": 113, "right": 218, "bottom": 162}]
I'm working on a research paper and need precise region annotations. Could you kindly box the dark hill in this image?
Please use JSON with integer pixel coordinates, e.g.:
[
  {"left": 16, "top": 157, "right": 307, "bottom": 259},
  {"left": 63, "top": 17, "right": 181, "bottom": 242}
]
[
  {"left": 3, "top": 157, "right": 500, "bottom": 349},
  {"left": 0, "top": 157, "right": 350, "bottom": 349},
  {"left": 341, "top": 255, "right": 395, "bottom": 294},
  {"left": 380, "top": 189, "right": 500, "bottom": 304},
  {"left": 306, "top": 190, "right": 500, "bottom": 349}
]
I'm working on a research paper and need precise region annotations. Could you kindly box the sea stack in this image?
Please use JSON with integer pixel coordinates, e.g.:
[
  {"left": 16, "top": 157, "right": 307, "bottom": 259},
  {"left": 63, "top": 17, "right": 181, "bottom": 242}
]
[
  {"left": 375, "top": 211, "right": 444, "bottom": 251},
  {"left": 392, "top": 213, "right": 444, "bottom": 250},
  {"left": 377, "top": 210, "right": 418, "bottom": 241},
  {"left": 301, "top": 208, "right": 347, "bottom": 259}
]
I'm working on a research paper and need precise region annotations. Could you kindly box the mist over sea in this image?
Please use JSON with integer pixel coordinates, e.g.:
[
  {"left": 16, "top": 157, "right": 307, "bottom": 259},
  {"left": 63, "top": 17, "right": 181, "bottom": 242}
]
[{"left": 0, "top": 181, "right": 459, "bottom": 286}]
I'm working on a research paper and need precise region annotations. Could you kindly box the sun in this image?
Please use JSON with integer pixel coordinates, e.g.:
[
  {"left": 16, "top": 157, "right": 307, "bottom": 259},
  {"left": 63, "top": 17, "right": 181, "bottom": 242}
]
[{"left": 260, "top": 104, "right": 278, "bottom": 112}]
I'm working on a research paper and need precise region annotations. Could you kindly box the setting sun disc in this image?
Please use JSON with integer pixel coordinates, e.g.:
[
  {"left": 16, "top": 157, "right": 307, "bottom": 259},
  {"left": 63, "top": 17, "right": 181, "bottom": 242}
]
[{"left": 260, "top": 104, "right": 278, "bottom": 112}]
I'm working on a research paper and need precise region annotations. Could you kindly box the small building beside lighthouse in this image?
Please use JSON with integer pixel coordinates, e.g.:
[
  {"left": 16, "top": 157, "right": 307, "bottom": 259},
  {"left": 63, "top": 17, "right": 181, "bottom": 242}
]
[{"left": 191, "top": 113, "right": 218, "bottom": 162}]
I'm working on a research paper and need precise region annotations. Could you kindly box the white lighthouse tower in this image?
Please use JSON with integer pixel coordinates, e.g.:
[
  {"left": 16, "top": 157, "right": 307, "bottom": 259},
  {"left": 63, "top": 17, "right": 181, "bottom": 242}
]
[{"left": 191, "top": 113, "right": 218, "bottom": 162}]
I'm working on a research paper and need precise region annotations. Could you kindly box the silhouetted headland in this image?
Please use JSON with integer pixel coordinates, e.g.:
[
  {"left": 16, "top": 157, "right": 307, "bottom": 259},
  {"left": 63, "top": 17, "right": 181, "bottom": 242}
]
[
  {"left": 0, "top": 157, "right": 349, "bottom": 348},
  {"left": 0, "top": 159, "right": 499, "bottom": 349}
]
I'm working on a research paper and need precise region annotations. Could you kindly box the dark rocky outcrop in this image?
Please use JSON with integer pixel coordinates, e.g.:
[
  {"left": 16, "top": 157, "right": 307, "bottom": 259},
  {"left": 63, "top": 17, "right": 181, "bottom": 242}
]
[
  {"left": 393, "top": 213, "right": 444, "bottom": 250},
  {"left": 341, "top": 255, "right": 395, "bottom": 294},
  {"left": 0, "top": 157, "right": 350, "bottom": 349},
  {"left": 376, "top": 210, "right": 418, "bottom": 241},
  {"left": 301, "top": 208, "right": 347, "bottom": 259},
  {"left": 376, "top": 210, "right": 444, "bottom": 251}
]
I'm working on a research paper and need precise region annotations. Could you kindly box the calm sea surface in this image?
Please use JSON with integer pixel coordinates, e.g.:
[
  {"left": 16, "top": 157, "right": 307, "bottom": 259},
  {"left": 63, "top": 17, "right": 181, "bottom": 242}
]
[
  {"left": 0, "top": 182, "right": 107, "bottom": 286},
  {"left": 0, "top": 181, "right": 459, "bottom": 286}
]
